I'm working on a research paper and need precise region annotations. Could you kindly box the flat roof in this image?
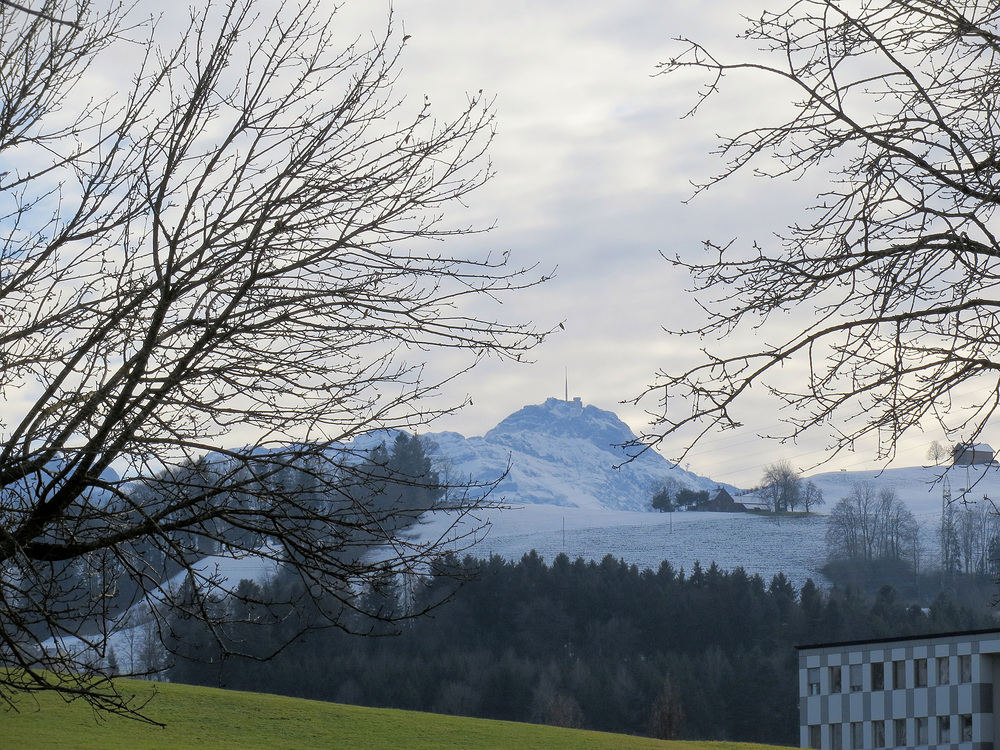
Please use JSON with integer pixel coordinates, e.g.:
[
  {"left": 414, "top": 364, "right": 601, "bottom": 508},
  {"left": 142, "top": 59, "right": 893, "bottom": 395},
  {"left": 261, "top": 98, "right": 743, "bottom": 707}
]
[{"left": 797, "top": 627, "right": 1000, "bottom": 652}]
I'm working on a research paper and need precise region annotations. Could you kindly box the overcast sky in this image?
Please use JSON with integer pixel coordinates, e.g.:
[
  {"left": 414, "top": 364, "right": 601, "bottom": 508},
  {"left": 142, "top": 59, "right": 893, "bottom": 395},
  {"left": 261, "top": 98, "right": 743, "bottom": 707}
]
[
  {"left": 322, "top": 0, "right": 953, "bottom": 488},
  {"left": 77, "top": 0, "right": 946, "bottom": 488}
]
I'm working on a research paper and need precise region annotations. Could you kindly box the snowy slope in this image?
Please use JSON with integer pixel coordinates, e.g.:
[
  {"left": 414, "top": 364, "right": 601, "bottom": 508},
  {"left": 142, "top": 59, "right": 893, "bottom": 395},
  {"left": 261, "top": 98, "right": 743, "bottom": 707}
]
[
  {"left": 417, "top": 411, "right": 1000, "bottom": 588},
  {"left": 806, "top": 463, "right": 1000, "bottom": 522},
  {"left": 413, "top": 397, "right": 834, "bottom": 585},
  {"left": 424, "top": 397, "right": 730, "bottom": 512},
  {"left": 425, "top": 503, "right": 832, "bottom": 587}
]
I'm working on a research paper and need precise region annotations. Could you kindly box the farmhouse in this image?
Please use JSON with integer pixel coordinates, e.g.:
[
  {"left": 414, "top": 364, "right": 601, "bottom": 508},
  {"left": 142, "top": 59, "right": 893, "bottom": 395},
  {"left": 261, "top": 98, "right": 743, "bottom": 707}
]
[
  {"left": 798, "top": 628, "right": 1000, "bottom": 750},
  {"left": 953, "top": 443, "right": 995, "bottom": 466},
  {"left": 702, "top": 487, "right": 747, "bottom": 513}
]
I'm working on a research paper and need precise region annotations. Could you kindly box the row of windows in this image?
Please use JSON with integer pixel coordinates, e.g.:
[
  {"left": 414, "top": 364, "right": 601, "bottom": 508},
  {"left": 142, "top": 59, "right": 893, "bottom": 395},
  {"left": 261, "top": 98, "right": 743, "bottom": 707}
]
[
  {"left": 807, "top": 655, "right": 973, "bottom": 695},
  {"left": 808, "top": 715, "right": 974, "bottom": 750}
]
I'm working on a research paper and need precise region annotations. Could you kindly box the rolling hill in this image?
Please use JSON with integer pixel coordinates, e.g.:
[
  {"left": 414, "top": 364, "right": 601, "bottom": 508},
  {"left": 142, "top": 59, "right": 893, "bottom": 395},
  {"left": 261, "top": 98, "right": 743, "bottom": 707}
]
[{"left": 2, "top": 678, "right": 790, "bottom": 750}]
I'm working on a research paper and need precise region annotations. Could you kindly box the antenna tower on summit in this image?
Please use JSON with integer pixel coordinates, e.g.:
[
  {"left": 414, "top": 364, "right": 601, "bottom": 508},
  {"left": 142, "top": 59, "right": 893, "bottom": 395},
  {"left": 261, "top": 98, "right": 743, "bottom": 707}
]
[{"left": 565, "top": 367, "right": 568, "bottom": 401}]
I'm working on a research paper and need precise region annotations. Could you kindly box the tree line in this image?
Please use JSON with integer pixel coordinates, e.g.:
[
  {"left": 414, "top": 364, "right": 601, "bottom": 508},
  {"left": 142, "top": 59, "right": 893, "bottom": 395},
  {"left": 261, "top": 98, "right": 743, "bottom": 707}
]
[
  {"left": 162, "top": 551, "right": 995, "bottom": 745},
  {"left": 826, "top": 483, "right": 920, "bottom": 568},
  {"left": 652, "top": 460, "right": 826, "bottom": 514},
  {"left": 823, "top": 479, "right": 1000, "bottom": 597},
  {"left": 14, "top": 433, "right": 448, "bottom": 670}
]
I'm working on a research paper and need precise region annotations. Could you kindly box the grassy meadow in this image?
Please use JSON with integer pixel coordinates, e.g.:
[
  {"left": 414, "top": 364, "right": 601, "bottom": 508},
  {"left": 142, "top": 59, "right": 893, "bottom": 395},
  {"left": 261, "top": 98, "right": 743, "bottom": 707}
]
[{"left": 0, "top": 678, "right": 791, "bottom": 750}]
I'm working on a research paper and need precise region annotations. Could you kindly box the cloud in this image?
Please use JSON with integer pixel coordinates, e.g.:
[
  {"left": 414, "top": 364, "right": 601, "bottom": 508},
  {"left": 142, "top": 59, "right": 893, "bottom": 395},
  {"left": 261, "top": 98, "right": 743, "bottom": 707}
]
[
  {"left": 57, "top": 0, "right": 948, "bottom": 487},
  {"left": 366, "top": 1, "right": 847, "bottom": 485}
]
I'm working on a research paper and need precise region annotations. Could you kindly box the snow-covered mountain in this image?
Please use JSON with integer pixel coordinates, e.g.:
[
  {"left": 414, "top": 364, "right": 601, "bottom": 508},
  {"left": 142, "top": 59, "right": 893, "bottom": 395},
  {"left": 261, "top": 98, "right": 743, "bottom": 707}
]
[
  {"left": 423, "top": 397, "right": 729, "bottom": 512},
  {"left": 415, "top": 400, "right": 1000, "bottom": 587}
]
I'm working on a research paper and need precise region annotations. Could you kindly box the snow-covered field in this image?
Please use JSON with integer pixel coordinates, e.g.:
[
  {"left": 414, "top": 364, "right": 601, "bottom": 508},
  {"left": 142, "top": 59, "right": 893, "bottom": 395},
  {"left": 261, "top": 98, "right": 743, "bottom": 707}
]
[
  {"left": 421, "top": 463, "right": 1000, "bottom": 589},
  {"left": 416, "top": 398, "right": 1000, "bottom": 589},
  {"left": 462, "top": 505, "right": 830, "bottom": 586}
]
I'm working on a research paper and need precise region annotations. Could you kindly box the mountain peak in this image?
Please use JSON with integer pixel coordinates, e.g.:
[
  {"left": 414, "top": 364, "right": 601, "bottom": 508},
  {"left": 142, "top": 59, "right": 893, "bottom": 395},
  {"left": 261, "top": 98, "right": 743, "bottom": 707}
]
[
  {"left": 425, "top": 398, "right": 729, "bottom": 511},
  {"left": 485, "top": 397, "right": 637, "bottom": 454}
]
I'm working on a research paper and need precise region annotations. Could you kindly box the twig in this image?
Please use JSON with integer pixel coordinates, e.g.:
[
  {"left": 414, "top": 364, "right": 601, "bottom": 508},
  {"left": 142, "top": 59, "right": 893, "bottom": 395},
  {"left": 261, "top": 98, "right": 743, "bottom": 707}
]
[{"left": 0, "top": 0, "right": 82, "bottom": 30}]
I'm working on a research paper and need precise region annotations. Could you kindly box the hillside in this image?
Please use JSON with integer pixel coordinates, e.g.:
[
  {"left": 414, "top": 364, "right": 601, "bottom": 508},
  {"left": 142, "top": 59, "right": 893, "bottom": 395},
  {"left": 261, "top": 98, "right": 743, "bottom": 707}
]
[
  {"left": 806, "top": 463, "right": 1000, "bottom": 521},
  {"left": 416, "top": 457, "right": 1000, "bottom": 588},
  {"left": 114, "top": 401, "right": 1000, "bottom": 593},
  {"left": 2, "top": 679, "right": 789, "bottom": 750}
]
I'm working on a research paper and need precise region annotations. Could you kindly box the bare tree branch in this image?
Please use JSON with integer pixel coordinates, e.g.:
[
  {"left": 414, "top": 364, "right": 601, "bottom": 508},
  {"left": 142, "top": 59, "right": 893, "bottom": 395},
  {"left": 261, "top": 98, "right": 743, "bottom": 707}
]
[
  {"left": 0, "top": 0, "right": 81, "bottom": 30},
  {"left": 640, "top": 0, "right": 1000, "bottom": 466},
  {"left": 0, "top": 0, "right": 545, "bottom": 717}
]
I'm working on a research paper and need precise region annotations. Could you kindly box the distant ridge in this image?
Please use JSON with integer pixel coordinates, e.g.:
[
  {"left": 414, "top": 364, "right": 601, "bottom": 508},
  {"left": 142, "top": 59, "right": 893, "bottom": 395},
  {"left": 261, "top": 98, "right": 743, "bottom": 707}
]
[{"left": 424, "top": 397, "right": 732, "bottom": 512}]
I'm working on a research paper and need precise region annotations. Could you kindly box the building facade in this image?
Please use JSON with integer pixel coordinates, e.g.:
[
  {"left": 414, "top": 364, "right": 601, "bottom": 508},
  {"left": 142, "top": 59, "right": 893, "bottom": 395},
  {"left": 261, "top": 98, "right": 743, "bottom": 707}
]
[{"left": 799, "top": 629, "right": 1000, "bottom": 750}]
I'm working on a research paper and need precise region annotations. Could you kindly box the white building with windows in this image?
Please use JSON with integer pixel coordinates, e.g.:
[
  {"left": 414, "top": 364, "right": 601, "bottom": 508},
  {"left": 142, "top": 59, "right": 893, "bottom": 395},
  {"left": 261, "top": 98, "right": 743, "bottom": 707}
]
[{"left": 798, "top": 628, "right": 1000, "bottom": 750}]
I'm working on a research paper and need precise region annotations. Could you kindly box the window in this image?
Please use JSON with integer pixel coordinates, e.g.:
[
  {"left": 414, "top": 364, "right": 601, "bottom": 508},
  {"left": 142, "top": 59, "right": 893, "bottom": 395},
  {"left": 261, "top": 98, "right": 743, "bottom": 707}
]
[
  {"left": 832, "top": 724, "right": 843, "bottom": 750},
  {"left": 960, "top": 714, "right": 973, "bottom": 742},
  {"left": 809, "top": 724, "right": 822, "bottom": 750},
  {"left": 808, "top": 667, "right": 821, "bottom": 695},
  {"left": 960, "top": 654, "right": 972, "bottom": 683},
  {"left": 893, "top": 660, "right": 906, "bottom": 689},
  {"left": 915, "top": 717, "right": 928, "bottom": 745},
  {"left": 915, "top": 658, "right": 928, "bottom": 687},
  {"left": 873, "top": 720, "right": 886, "bottom": 748},
  {"left": 851, "top": 722, "right": 864, "bottom": 750},
  {"left": 894, "top": 718, "right": 906, "bottom": 747},
  {"left": 850, "top": 664, "right": 864, "bottom": 692},
  {"left": 938, "top": 715, "right": 951, "bottom": 743},
  {"left": 937, "top": 656, "right": 950, "bottom": 685},
  {"left": 830, "top": 665, "right": 842, "bottom": 693},
  {"left": 872, "top": 662, "right": 885, "bottom": 690}
]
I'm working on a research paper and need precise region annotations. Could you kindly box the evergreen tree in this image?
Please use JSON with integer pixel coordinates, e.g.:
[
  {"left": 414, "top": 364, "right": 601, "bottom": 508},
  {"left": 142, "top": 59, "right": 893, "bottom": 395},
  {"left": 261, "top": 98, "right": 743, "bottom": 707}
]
[
  {"left": 166, "top": 551, "right": 998, "bottom": 744},
  {"left": 106, "top": 647, "right": 120, "bottom": 677},
  {"left": 675, "top": 488, "right": 709, "bottom": 509},
  {"left": 651, "top": 487, "right": 674, "bottom": 512}
]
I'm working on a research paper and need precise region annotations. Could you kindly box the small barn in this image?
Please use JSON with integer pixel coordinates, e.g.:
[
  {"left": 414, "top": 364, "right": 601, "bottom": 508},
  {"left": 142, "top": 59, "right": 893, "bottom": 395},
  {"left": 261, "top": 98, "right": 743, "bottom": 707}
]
[
  {"left": 701, "top": 487, "right": 747, "bottom": 513},
  {"left": 952, "top": 442, "right": 994, "bottom": 466}
]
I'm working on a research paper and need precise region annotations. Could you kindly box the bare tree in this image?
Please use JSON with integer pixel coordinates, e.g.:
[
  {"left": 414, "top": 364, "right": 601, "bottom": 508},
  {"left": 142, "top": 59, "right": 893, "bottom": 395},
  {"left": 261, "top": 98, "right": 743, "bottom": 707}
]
[
  {"left": 878, "top": 488, "right": 920, "bottom": 563},
  {"left": 648, "top": 675, "right": 684, "bottom": 740},
  {"left": 801, "top": 480, "right": 825, "bottom": 513},
  {"left": 0, "top": 0, "right": 544, "bottom": 717},
  {"left": 950, "top": 496, "right": 1000, "bottom": 575},
  {"left": 640, "top": 0, "right": 1000, "bottom": 464},
  {"left": 761, "top": 460, "right": 801, "bottom": 512},
  {"left": 927, "top": 441, "right": 949, "bottom": 466},
  {"left": 826, "top": 483, "right": 919, "bottom": 566}
]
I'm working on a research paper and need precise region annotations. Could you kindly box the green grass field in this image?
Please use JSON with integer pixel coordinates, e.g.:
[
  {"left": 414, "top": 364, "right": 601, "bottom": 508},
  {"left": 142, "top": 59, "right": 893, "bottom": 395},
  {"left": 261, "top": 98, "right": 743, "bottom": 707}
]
[{"left": 1, "top": 679, "right": 791, "bottom": 750}]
